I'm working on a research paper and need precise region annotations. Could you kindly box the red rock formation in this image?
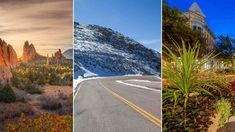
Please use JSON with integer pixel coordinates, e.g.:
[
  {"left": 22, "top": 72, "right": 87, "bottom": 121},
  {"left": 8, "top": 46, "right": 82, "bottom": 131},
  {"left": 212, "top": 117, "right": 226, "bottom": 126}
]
[
  {"left": 0, "top": 67, "right": 12, "bottom": 83},
  {"left": 0, "top": 39, "right": 18, "bottom": 68},
  {"left": 54, "top": 49, "right": 65, "bottom": 60},
  {"left": 8, "top": 44, "right": 18, "bottom": 66},
  {"left": 0, "top": 38, "right": 18, "bottom": 82},
  {"left": 21, "top": 41, "right": 37, "bottom": 62}
]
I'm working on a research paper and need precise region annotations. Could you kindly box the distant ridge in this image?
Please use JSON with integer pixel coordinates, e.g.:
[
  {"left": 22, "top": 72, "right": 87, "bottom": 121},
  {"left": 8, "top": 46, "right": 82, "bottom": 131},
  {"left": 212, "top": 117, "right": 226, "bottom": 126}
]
[
  {"left": 63, "top": 49, "right": 73, "bottom": 60},
  {"left": 74, "top": 22, "right": 161, "bottom": 78}
]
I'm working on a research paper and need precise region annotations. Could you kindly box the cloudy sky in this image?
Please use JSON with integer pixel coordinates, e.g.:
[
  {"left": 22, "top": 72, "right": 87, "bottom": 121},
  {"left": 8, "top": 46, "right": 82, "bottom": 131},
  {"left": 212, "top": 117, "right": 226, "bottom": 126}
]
[{"left": 0, "top": 0, "right": 73, "bottom": 56}]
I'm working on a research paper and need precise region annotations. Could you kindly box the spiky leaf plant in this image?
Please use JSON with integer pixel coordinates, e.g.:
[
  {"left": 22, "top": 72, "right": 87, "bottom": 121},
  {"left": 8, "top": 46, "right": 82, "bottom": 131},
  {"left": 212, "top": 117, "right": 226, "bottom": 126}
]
[{"left": 163, "top": 39, "right": 229, "bottom": 127}]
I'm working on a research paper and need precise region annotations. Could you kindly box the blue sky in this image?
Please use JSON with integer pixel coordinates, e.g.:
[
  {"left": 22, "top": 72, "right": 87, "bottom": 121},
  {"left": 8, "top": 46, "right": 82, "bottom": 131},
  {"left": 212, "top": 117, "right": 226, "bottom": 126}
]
[
  {"left": 74, "top": 0, "right": 161, "bottom": 52},
  {"left": 168, "top": 0, "right": 235, "bottom": 37}
]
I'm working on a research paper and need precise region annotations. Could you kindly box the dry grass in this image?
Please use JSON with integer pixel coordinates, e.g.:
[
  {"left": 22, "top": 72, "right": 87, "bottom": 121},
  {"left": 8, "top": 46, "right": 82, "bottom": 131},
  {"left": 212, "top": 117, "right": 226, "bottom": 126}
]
[
  {"left": 42, "top": 85, "right": 72, "bottom": 97},
  {"left": 0, "top": 102, "right": 34, "bottom": 121}
]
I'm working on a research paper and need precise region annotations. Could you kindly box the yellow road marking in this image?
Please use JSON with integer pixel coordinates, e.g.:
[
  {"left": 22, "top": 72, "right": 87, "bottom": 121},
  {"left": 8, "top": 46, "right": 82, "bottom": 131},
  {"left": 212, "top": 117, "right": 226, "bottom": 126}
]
[{"left": 98, "top": 81, "right": 161, "bottom": 128}]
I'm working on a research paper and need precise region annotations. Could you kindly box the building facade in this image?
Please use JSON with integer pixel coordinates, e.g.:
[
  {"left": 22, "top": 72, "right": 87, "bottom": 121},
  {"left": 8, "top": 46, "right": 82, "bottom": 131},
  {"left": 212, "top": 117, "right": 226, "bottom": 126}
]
[{"left": 183, "top": 2, "right": 216, "bottom": 50}]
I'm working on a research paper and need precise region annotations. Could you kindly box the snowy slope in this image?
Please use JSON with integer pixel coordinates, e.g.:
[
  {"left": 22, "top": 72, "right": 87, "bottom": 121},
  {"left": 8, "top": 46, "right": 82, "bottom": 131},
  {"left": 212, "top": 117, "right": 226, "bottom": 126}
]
[
  {"left": 74, "top": 22, "right": 161, "bottom": 79},
  {"left": 63, "top": 49, "right": 73, "bottom": 60}
]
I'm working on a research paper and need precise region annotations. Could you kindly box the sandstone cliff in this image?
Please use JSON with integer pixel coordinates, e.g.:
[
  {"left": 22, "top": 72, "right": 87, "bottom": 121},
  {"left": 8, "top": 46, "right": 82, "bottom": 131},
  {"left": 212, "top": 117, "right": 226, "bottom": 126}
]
[
  {"left": 0, "top": 67, "right": 12, "bottom": 83},
  {"left": 0, "top": 38, "right": 18, "bottom": 82},
  {"left": 0, "top": 39, "right": 18, "bottom": 67},
  {"left": 21, "top": 41, "right": 37, "bottom": 62}
]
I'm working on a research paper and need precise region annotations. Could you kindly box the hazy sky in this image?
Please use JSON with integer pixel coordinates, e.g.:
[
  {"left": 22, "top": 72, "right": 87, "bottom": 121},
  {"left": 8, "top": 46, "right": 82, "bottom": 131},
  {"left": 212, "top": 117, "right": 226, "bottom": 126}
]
[
  {"left": 74, "top": 0, "right": 162, "bottom": 52},
  {"left": 0, "top": 0, "right": 73, "bottom": 56}
]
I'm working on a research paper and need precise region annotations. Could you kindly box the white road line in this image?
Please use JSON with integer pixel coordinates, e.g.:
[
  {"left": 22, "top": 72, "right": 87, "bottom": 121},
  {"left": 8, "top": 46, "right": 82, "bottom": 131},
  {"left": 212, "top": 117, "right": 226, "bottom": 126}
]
[
  {"left": 116, "top": 80, "right": 161, "bottom": 92},
  {"left": 126, "top": 79, "right": 152, "bottom": 82},
  {"left": 74, "top": 83, "right": 82, "bottom": 98}
]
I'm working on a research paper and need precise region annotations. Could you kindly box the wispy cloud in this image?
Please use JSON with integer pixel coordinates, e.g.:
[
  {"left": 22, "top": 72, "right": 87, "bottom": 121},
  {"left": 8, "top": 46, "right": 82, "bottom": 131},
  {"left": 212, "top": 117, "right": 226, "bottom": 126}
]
[
  {"left": 139, "top": 39, "right": 162, "bottom": 52},
  {"left": 139, "top": 39, "right": 161, "bottom": 44},
  {"left": 0, "top": 0, "right": 73, "bottom": 56}
]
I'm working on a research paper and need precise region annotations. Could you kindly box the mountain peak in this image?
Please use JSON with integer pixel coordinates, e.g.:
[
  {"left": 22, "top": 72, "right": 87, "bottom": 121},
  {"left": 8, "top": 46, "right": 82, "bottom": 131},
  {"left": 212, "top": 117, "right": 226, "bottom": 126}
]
[
  {"left": 74, "top": 22, "right": 161, "bottom": 78},
  {"left": 63, "top": 49, "right": 73, "bottom": 60}
]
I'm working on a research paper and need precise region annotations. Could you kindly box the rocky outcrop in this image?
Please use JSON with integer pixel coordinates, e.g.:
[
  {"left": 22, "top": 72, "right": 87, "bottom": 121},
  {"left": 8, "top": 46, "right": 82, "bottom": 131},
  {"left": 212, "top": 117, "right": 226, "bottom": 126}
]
[
  {"left": 52, "top": 49, "right": 65, "bottom": 60},
  {"left": 21, "top": 41, "right": 37, "bottom": 62},
  {"left": 74, "top": 22, "right": 161, "bottom": 78},
  {"left": 0, "top": 39, "right": 18, "bottom": 68},
  {"left": 0, "top": 38, "right": 18, "bottom": 82},
  {"left": 0, "top": 67, "right": 12, "bottom": 83},
  {"left": 8, "top": 45, "right": 18, "bottom": 66}
]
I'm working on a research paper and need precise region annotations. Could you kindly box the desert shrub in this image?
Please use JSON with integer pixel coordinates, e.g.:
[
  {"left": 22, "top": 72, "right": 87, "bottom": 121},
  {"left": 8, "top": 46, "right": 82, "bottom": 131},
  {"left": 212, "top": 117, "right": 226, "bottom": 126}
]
[
  {"left": 58, "top": 99, "right": 72, "bottom": 115},
  {"left": 62, "top": 73, "right": 73, "bottom": 86},
  {"left": 0, "top": 103, "right": 33, "bottom": 121},
  {"left": 49, "top": 72, "right": 62, "bottom": 85},
  {"left": 5, "top": 114, "right": 72, "bottom": 132},
  {"left": 215, "top": 98, "right": 232, "bottom": 128},
  {"left": 12, "top": 63, "right": 73, "bottom": 88},
  {"left": 39, "top": 96, "right": 62, "bottom": 110},
  {"left": 24, "top": 82, "right": 42, "bottom": 94},
  {"left": 58, "top": 92, "right": 68, "bottom": 100},
  {"left": 58, "top": 104, "right": 72, "bottom": 115},
  {"left": 11, "top": 72, "right": 42, "bottom": 94},
  {"left": 0, "top": 84, "right": 16, "bottom": 103},
  {"left": 216, "top": 68, "right": 235, "bottom": 74},
  {"left": 11, "top": 72, "right": 20, "bottom": 87}
]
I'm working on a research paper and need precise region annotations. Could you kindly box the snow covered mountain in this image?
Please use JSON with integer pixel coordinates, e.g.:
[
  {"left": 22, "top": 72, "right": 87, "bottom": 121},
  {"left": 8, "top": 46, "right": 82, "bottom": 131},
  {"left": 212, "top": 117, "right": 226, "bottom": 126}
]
[
  {"left": 63, "top": 49, "right": 73, "bottom": 60},
  {"left": 74, "top": 22, "right": 161, "bottom": 79}
]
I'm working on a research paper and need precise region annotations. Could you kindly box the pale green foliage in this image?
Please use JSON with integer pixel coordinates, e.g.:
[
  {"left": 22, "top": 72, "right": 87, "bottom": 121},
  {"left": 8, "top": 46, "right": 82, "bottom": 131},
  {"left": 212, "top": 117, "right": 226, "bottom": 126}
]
[
  {"left": 215, "top": 98, "right": 232, "bottom": 128},
  {"left": 163, "top": 39, "right": 229, "bottom": 126}
]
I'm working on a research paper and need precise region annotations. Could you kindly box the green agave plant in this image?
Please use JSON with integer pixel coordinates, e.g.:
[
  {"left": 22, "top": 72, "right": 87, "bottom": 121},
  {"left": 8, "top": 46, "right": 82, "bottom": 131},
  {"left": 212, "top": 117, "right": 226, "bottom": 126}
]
[{"left": 163, "top": 39, "right": 229, "bottom": 127}]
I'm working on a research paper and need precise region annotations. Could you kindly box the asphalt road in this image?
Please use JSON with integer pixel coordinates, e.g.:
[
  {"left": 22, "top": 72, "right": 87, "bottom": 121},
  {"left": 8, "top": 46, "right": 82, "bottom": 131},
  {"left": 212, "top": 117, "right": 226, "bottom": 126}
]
[{"left": 74, "top": 76, "right": 161, "bottom": 132}]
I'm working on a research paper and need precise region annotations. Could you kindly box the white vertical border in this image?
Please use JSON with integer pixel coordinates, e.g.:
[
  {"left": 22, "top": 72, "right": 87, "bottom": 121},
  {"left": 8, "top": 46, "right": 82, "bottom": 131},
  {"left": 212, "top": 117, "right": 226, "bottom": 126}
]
[
  {"left": 160, "top": 0, "right": 163, "bottom": 131},
  {"left": 72, "top": 0, "right": 75, "bottom": 131}
]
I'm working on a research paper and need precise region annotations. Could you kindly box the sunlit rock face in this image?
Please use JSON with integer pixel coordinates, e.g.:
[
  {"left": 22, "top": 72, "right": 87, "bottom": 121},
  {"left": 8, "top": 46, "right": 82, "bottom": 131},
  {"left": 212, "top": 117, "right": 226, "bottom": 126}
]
[
  {"left": 0, "top": 38, "right": 18, "bottom": 82},
  {"left": 0, "top": 39, "right": 18, "bottom": 68},
  {"left": 8, "top": 45, "right": 18, "bottom": 67},
  {"left": 21, "top": 41, "right": 37, "bottom": 62},
  {"left": 0, "top": 67, "right": 12, "bottom": 83}
]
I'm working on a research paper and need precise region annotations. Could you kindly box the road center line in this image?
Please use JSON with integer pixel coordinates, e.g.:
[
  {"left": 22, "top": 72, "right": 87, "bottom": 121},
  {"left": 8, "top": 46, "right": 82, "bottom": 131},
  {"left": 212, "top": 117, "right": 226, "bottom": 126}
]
[
  {"left": 98, "top": 81, "right": 161, "bottom": 128},
  {"left": 116, "top": 80, "right": 161, "bottom": 92}
]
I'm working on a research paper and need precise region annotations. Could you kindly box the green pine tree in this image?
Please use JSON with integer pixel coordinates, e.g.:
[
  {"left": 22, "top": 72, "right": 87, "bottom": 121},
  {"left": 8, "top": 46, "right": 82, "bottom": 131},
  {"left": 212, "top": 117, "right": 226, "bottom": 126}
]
[{"left": 0, "top": 84, "right": 16, "bottom": 103}]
